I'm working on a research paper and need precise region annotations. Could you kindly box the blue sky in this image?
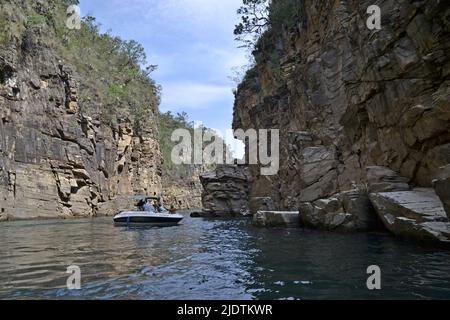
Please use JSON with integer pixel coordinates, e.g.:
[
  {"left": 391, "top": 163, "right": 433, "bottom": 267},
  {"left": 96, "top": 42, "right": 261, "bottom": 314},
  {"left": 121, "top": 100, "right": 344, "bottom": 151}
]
[{"left": 79, "top": 0, "right": 247, "bottom": 155}]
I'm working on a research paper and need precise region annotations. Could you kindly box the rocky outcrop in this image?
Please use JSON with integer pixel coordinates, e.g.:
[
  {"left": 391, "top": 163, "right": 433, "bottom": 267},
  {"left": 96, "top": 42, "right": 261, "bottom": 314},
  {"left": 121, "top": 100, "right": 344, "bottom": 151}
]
[
  {"left": 370, "top": 189, "right": 450, "bottom": 244},
  {"left": 366, "top": 166, "right": 411, "bottom": 193},
  {"left": 299, "top": 189, "right": 381, "bottom": 231},
  {"left": 253, "top": 211, "right": 299, "bottom": 227},
  {"left": 249, "top": 196, "right": 276, "bottom": 215},
  {"left": 199, "top": 165, "right": 251, "bottom": 217},
  {"left": 232, "top": 0, "right": 450, "bottom": 240},
  {"left": 299, "top": 202, "right": 355, "bottom": 231},
  {"left": 0, "top": 3, "right": 162, "bottom": 221}
]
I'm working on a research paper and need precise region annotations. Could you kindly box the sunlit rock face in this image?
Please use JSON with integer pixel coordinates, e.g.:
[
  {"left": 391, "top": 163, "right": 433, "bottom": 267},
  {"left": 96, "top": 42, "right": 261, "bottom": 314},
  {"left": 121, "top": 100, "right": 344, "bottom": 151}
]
[
  {"left": 233, "top": 0, "right": 450, "bottom": 218},
  {"left": 0, "top": 10, "right": 161, "bottom": 220},
  {"left": 162, "top": 166, "right": 204, "bottom": 210},
  {"left": 370, "top": 189, "right": 450, "bottom": 244}
]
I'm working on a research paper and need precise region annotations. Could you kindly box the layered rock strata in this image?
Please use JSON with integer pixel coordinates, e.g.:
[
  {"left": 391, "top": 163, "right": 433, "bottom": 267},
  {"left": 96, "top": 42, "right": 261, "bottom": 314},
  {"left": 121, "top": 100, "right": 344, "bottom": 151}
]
[
  {"left": 199, "top": 165, "right": 251, "bottom": 217},
  {"left": 0, "top": 31, "right": 161, "bottom": 221},
  {"left": 370, "top": 188, "right": 450, "bottom": 243},
  {"left": 234, "top": 0, "right": 450, "bottom": 211},
  {"left": 162, "top": 168, "right": 204, "bottom": 210},
  {"left": 229, "top": 0, "right": 450, "bottom": 242}
]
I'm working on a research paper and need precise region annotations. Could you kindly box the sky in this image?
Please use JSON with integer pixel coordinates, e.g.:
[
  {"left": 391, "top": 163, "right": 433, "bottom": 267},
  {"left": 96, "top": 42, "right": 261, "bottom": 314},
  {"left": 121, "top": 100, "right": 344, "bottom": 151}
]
[{"left": 79, "top": 0, "right": 247, "bottom": 156}]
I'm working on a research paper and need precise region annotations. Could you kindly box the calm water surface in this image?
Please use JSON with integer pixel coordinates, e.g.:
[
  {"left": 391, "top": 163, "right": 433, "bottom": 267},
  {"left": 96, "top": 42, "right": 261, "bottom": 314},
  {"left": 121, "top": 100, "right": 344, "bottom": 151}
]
[{"left": 1, "top": 214, "right": 450, "bottom": 299}]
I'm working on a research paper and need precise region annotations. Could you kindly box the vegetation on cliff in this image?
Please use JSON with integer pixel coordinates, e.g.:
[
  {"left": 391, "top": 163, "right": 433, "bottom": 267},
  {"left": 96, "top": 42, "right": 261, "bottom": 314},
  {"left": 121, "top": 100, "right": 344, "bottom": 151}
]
[
  {"left": 0, "top": 0, "right": 160, "bottom": 133},
  {"left": 159, "top": 111, "right": 235, "bottom": 209},
  {"left": 234, "top": 0, "right": 304, "bottom": 83},
  {"left": 160, "top": 111, "right": 233, "bottom": 181},
  {"left": 234, "top": 0, "right": 302, "bottom": 49}
]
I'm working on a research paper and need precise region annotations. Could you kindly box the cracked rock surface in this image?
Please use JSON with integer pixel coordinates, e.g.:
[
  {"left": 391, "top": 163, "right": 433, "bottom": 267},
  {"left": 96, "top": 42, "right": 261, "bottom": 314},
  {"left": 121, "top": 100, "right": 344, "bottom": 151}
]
[
  {"left": 0, "top": 21, "right": 161, "bottom": 220},
  {"left": 233, "top": 0, "right": 450, "bottom": 222}
]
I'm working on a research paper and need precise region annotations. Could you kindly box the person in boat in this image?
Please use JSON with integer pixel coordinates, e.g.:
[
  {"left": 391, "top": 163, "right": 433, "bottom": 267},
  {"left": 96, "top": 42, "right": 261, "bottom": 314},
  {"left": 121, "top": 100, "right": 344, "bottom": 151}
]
[
  {"left": 143, "top": 199, "right": 154, "bottom": 212},
  {"left": 137, "top": 198, "right": 146, "bottom": 211},
  {"left": 153, "top": 200, "right": 161, "bottom": 213},
  {"left": 169, "top": 205, "right": 177, "bottom": 215}
]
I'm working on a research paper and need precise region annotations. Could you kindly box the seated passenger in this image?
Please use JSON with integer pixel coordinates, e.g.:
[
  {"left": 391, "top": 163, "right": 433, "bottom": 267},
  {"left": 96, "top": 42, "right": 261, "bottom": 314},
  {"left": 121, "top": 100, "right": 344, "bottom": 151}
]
[
  {"left": 153, "top": 201, "right": 160, "bottom": 213},
  {"left": 143, "top": 200, "right": 154, "bottom": 213},
  {"left": 137, "top": 199, "right": 145, "bottom": 211}
]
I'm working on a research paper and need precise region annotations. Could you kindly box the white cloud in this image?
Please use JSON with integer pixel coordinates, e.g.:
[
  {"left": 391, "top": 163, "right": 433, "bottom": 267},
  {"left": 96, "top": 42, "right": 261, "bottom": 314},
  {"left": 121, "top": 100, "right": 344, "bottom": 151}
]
[
  {"left": 152, "top": 43, "right": 248, "bottom": 84},
  {"left": 149, "top": 0, "right": 243, "bottom": 30},
  {"left": 80, "top": 0, "right": 249, "bottom": 149},
  {"left": 160, "top": 82, "right": 233, "bottom": 111},
  {"left": 103, "top": 0, "right": 243, "bottom": 38}
]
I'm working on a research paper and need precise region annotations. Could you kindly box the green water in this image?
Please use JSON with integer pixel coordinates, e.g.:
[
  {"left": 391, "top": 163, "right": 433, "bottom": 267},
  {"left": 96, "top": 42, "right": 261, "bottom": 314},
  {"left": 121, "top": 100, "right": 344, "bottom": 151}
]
[{"left": 0, "top": 214, "right": 449, "bottom": 299}]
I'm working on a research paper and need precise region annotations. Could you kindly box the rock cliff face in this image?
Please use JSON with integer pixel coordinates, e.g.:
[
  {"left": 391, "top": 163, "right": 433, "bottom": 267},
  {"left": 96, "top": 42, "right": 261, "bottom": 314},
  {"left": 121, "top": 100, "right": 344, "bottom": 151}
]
[
  {"left": 0, "top": 2, "right": 162, "bottom": 220},
  {"left": 162, "top": 167, "right": 203, "bottom": 210},
  {"left": 199, "top": 165, "right": 251, "bottom": 217},
  {"left": 233, "top": 0, "right": 449, "bottom": 217}
]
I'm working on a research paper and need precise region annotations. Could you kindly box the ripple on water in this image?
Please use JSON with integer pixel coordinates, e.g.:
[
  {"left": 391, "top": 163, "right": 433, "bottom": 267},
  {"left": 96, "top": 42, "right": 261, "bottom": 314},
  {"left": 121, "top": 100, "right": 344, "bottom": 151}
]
[{"left": 1, "top": 216, "right": 450, "bottom": 299}]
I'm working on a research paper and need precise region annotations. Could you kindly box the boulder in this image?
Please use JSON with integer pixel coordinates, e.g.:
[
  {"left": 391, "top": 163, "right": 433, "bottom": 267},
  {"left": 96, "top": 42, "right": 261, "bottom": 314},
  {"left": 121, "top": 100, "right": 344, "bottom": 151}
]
[
  {"left": 249, "top": 197, "right": 276, "bottom": 215},
  {"left": 190, "top": 211, "right": 202, "bottom": 218},
  {"left": 96, "top": 196, "right": 136, "bottom": 217},
  {"left": 366, "top": 166, "right": 411, "bottom": 193},
  {"left": 338, "top": 189, "right": 381, "bottom": 230},
  {"left": 370, "top": 188, "right": 450, "bottom": 243},
  {"left": 434, "top": 165, "right": 450, "bottom": 219},
  {"left": 298, "top": 189, "right": 380, "bottom": 231},
  {"left": 299, "top": 200, "right": 355, "bottom": 231},
  {"left": 0, "top": 213, "right": 13, "bottom": 222},
  {"left": 253, "top": 211, "right": 299, "bottom": 227}
]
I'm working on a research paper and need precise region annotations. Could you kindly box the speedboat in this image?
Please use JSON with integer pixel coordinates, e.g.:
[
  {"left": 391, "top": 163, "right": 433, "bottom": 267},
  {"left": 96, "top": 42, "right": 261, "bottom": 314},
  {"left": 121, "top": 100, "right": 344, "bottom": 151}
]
[{"left": 113, "top": 196, "right": 183, "bottom": 227}]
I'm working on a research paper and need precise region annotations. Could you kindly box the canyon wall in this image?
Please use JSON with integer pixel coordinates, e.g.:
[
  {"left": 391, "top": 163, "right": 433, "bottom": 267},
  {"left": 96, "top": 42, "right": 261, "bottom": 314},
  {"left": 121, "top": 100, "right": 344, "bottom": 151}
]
[
  {"left": 233, "top": 0, "right": 450, "bottom": 214},
  {"left": 162, "top": 167, "right": 203, "bottom": 210},
  {"left": 0, "top": 1, "right": 162, "bottom": 220}
]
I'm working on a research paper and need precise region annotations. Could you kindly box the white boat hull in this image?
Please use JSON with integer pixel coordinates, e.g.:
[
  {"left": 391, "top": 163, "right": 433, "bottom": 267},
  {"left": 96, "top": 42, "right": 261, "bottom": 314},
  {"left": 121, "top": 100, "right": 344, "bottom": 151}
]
[{"left": 113, "top": 211, "right": 183, "bottom": 226}]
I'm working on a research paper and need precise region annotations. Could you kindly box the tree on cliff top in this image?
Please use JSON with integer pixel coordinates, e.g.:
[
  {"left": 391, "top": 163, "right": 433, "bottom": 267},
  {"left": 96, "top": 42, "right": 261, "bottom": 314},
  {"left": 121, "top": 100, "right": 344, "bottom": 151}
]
[
  {"left": 234, "top": 0, "right": 302, "bottom": 49},
  {"left": 159, "top": 111, "right": 233, "bottom": 180},
  {"left": 234, "top": 0, "right": 270, "bottom": 49}
]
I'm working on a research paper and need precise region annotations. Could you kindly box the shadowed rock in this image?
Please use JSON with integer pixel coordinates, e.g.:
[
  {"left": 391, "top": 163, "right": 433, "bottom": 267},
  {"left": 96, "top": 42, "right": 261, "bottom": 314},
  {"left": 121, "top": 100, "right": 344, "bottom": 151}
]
[
  {"left": 298, "top": 189, "right": 380, "bottom": 231},
  {"left": 249, "top": 197, "right": 276, "bottom": 215},
  {"left": 199, "top": 165, "right": 251, "bottom": 217},
  {"left": 366, "top": 166, "right": 411, "bottom": 193}
]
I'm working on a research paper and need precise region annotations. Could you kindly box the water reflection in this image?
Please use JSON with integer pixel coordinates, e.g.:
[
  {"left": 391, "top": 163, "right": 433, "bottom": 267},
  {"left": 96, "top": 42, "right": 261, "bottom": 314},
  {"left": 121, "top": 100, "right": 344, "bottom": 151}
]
[{"left": 0, "top": 216, "right": 449, "bottom": 299}]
